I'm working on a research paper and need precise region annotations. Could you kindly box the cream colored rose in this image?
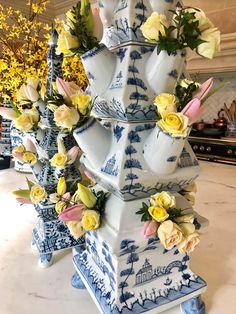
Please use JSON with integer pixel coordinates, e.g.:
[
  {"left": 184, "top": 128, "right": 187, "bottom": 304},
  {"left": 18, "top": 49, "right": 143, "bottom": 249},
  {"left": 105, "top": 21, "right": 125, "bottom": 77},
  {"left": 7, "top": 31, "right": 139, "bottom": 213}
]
[
  {"left": 57, "top": 29, "right": 79, "bottom": 55},
  {"left": 50, "top": 153, "right": 68, "bottom": 168},
  {"left": 154, "top": 93, "right": 177, "bottom": 116},
  {"left": 157, "top": 112, "right": 189, "bottom": 137},
  {"left": 66, "top": 221, "right": 85, "bottom": 239},
  {"left": 175, "top": 214, "right": 194, "bottom": 224},
  {"left": 148, "top": 206, "right": 169, "bottom": 223},
  {"left": 140, "top": 12, "right": 168, "bottom": 41},
  {"left": 14, "top": 113, "right": 34, "bottom": 132},
  {"left": 183, "top": 182, "right": 197, "bottom": 193},
  {"left": 12, "top": 145, "right": 25, "bottom": 154},
  {"left": 186, "top": 8, "right": 214, "bottom": 32},
  {"left": 179, "top": 222, "right": 196, "bottom": 235},
  {"left": 70, "top": 94, "right": 91, "bottom": 115},
  {"left": 157, "top": 220, "right": 183, "bottom": 250},
  {"left": 150, "top": 191, "right": 176, "bottom": 209},
  {"left": 54, "top": 105, "right": 80, "bottom": 131},
  {"left": 30, "top": 184, "right": 47, "bottom": 204},
  {"left": 81, "top": 210, "right": 100, "bottom": 231},
  {"left": 22, "top": 152, "right": 37, "bottom": 165},
  {"left": 197, "top": 28, "right": 221, "bottom": 59},
  {"left": 178, "top": 232, "right": 200, "bottom": 253}
]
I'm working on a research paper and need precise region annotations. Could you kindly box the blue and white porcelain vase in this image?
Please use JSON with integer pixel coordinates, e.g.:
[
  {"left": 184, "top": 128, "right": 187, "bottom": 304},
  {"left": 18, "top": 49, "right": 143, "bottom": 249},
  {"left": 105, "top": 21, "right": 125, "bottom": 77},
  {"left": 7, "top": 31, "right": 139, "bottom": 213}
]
[
  {"left": 29, "top": 30, "right": 84, "bottom": 268},
  {"left": 0, "top": 102, "right": 12, "bottom": 169},
  {"left": 72, "top": 1, "right": 208, "bottom": 313}
]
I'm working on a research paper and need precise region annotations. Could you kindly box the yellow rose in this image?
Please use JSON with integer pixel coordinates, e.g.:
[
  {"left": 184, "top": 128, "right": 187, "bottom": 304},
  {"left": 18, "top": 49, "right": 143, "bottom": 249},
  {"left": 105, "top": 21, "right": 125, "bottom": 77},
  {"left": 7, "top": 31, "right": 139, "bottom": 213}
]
[
  {"left": 157, "top": 220, "right": 183, "bottom": 250},
  {"left": 148, "top": 206, "right": 169, "bottom": 223},
  {"left": 12, "top": 145, "right": 25, "bottom": 154},
  {"left": 178, "top": 232, "right": 200, "bottom": 253},
  {"left": 81, "top": 210, "right": 100, "bottom": 231},
  {"left": 50, "top": 153, "right": 68, "bottom": 168},
  {"left": 157, "top": 112, "right": 189, "bottom": 137},
  {"left": 154, "top": 93, "right": 177, "bottom": 116},
  {"left": 54, "top": 105, "right": 80, "bottom": 131},
  {"left": 22, "top": 152, "right": 37, "bottom": 165},
  {"left": 186, "top": 8, "right": 214, "bottom": 32},
  {"left": 55, "top": 201, "right": 66, "bottom": 214},
  {"left": 197, "top": 28, "right": 221, "bottom": 59},
  {"left": 70, "top": 94, "right": 91, "bottom": 115},
  {"left": 14, "top": 108, "right": 39, "bottom": 132},
  {"left": 14, "top": 113, "right": 34, "bottom": 132},
  {"left": 150, "top": 191, "right": 176, "bottom": 209},
  {"left": 66, "top": 221, "right": 85, "bottom": 239},
  {"left": 140, "top": 12, "right": 168, "bottom": 41},
  {"left": 30, "top": 184, "right": 47, "bottom": 204},
  {"left": 183, "top": 182, "right": 197, "bottom": 193},
  {"left": 57, "top": 29, "right": 79, "bottom": 55},
  {"left": 57, "top": 177, "right": 67, "bottom": 196}
]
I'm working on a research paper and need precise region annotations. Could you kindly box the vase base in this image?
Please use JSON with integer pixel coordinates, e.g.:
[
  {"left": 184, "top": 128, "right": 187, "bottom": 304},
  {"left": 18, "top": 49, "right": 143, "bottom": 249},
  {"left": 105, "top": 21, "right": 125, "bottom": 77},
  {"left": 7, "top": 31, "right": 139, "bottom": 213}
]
[
  {"left": 181, "top": 296, "right": 205, "bottom": 314},
  {"left": 38, "top": 253, "right": 53, "bottom": 268},
  {"left": 73, "top": 252, "right": 207, "bottom": 314},
  {"left": 71, "top": 271, "right": 86, "bottom": 289}
]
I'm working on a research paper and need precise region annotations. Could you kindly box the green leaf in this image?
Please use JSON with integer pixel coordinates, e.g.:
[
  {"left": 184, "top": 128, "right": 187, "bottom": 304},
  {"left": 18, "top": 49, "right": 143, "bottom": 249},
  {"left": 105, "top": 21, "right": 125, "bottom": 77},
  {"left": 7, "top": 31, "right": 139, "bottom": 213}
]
[{"left": 26, "top": 177, "right": 35, "bottom": 190}]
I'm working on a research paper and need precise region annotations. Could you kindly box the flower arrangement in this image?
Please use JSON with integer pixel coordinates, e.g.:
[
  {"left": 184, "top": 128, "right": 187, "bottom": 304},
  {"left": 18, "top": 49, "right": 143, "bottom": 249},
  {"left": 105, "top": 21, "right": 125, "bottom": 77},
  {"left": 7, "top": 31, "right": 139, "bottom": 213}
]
[
  {"left": 0, "top": 76, "right": 92, "bottom": 133},
  {"left": 154, "top": 77, "right": 227, "bottom": 137},
  {"left": 0, "top": 1, "right": 51, "bottom": 102},
  {"left": 57, "top": 0, "right": 103, "bottom": 56},
  {"left": 136, "top": 184, "right": 199, "bottom": 253},
  {"left": 12, "top": 144, "right": 38, "bottom": 166},
  {"left": 13, "top": 174, "right": 108, "bottom": 239},
  {"left": 140, "top": 6, "right": 220, "bottom": 59}
]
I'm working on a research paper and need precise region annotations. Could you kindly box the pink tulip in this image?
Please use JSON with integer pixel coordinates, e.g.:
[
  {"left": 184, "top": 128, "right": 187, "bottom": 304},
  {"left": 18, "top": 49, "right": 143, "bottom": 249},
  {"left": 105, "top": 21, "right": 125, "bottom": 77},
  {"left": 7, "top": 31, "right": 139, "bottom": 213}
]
[
  {"left": 56, "top": 78, "right": 82, "bottom": 103},
  {"left": 93, "top": 8, "right": 103, "bottom": 41},
  {"left": 194, "top": 78, "right": 213, "bottom": 100},
  {"left": 12, "top": 152, "right": 24, "bottom": 162},
  {"left": 182, "top": 98, "right": 201, "bottom": 125},
  {"left": 25, "top": 139, "right": 37, "bottom": 153},
  {"left": 67, "top": 146, "right": 80, "bottom": 164},
  {"left": 142, "top": 220, "right": 159, "bottom": 239},
  {"left": 0, "top": 107, "right": 18, "bottom": 120},
  {"left": 24, "top": 84, "right": 39, "bottom": 102},
  {"left": 58, "top": 204, "right": 85, "bottom": 222},
  {"left": 16, "top": 197, "right": 33, "bottom": 204}
]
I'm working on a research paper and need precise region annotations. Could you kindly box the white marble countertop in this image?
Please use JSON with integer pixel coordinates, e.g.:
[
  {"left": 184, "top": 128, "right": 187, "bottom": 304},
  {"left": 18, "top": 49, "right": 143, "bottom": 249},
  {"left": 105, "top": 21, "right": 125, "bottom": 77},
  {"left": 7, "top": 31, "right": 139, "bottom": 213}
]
[{"left": 0, "top": 161, "right": 236, "bottom": 314}]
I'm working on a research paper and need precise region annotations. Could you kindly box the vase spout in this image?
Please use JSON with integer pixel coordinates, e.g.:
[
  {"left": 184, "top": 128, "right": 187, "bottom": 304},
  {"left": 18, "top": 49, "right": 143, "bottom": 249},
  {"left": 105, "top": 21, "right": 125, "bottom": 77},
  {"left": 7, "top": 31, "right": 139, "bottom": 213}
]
[
  {"left": 81, "top": 45, "right": 116, "bottom": 96},
  {"left": 73, "top": 118, "right": 112, "bottom": 169},
  {"left": 143, "top": 126, "right": 186, "bottom": 174},
  {"left": 146, "top": 48, "right": 186, "bottom": 95}
]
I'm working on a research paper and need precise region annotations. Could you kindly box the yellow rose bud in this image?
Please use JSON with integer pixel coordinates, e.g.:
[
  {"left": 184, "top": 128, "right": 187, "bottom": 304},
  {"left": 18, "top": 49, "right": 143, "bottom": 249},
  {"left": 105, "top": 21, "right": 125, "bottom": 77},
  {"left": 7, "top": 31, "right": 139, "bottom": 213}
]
[
  {"left": 157, "top": 220, "right": 183, "bottom": 250},
  {"left": 157, "top": 112, "right": 189, "bottom": 137},
  {"left": 174, "top": 214, "right": 194, "bottom": 224},
  {"left": 54, "top": 105, "right": 80, "bottom": 131},
  {"left": 179, "top": 222, "right": 196, "bottom": 236},
  {"left": 66, "top": 221, "right": 85, "bottom": 239},
  {"left": 12, "top": 145, "right": 25, "bottom": 154},
  {"left": 50, "top": 153, "right": 68, "bottom": 168},
  {"left": 154, "top": 93, "right": 177, "bottom": 116},
  {"left": 30, "top": 184, "right": 47, "bottom": 204},
  {"left": 140, "top": 12, "right": 168, "bottom": 41},
  {"left": 180, "top": 79, "right": 200, "bottom": 89},
  {"left": 70, "top": 94, "right": 91, "bottom": 115},
  {"left": 77, "top": 183, "right": 97, "bottom": 208},
  {"left": 148, "top": 206, "right": 169, "bottom": 223},
  {"left": 57, "top": 177, "right": 67, "bottom": 196},
  {"left": 150, "top": 191, "right": 176, "bottom": 209},
  {"left": 55, "top": 201, "right": 66, "bottom": 214},
  {"left": 178, "top": 232, "right": 200, "bottom": 253},
  {"left": 81, "top": 210, "right": 100, "bottom": 231},
  {"left": 22, "top": 152, "right": 37, "bottom": 165}
]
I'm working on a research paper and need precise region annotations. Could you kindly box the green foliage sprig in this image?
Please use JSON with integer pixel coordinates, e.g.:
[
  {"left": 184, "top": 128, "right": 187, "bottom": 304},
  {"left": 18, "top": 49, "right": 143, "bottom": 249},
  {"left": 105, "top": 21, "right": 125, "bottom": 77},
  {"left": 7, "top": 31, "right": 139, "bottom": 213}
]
[{"left": 157, "top": 7, "right": 206, "bottom": 55}]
